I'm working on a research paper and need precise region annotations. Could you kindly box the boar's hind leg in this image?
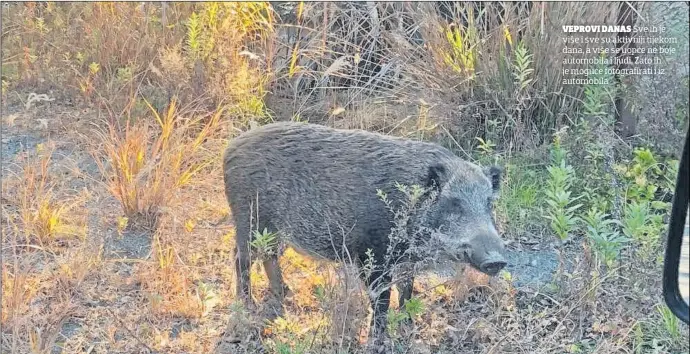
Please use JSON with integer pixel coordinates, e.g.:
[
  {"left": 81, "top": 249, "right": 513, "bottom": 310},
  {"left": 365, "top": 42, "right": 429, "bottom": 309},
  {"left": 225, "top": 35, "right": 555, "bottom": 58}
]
[
  {"left": 233, "top": 211, "right": 253, "bottom": 308},
  {"left": 262, "top": 253, "right": 290, "bottom": 320},
  {"left": 263, "top": 254, "right": 290, "bottom": 299}
]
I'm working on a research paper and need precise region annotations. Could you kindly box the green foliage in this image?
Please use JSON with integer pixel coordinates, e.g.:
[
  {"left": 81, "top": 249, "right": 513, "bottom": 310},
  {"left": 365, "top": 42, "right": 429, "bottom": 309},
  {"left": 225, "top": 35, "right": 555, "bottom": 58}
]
[
  {"left": 513, "top": 40, "right": 534, "bottom": 91},
  {"left": 632, "top": 303, "right": 689, "bottom": 353},
  {"left": 184, "top": 3, "right": 226, "bottom": 62},
  {"left": 546, "top": 161, "right": 575, "bottom": 192},
  {"left": 553, "top": 129, "right": 678, "bottom": 266},
  {"left": 612, "top": 147, "right": 677, "bottom": 261},
  {"left": 621, "top": 201, "right": 653, "bottom": 240},
  {"left": 546, "top": 127, "right": 680, "bottom": 269},
  {"left": 550, "top": 131, "right": 568, "bottom": 167},
  {"left": 181, "top": 3, "right": 274, "bottom": 122},
  {"left": 566, "top": 56, "right": 618, "bottom": 214},
  {"left": 495, "top": 161, "right": 542, "bottom": 236},
  {"left": 475, "top": 137, "right": 496, "bottom": 156},
  {"left": 581, "top": 53, "right": 616, "bottom": 122},
  {"left": 620, "top": 147, "right": 677, "bottom": 206},
  {"left": 275, "top": 336, "right": 307, "bottom": 354},
  {"left": 387, "top": 296, "right": 424, "bottom": 336},
  {"left": 656, "top": 303, "right": 682, "bottom": 341},
  {"left": 387, "top": 309, "right": 409, "bottom": 336},
  {"left": 621, "top": 201, "right": 665, "bottom": 260},
  {"left": 394, "top": 182, "right": 425, "bottom": 207},
  {"left": 545, "top": 159, "right": 582, "bottom": 242},
  {"left": 581, "top": 207, "right": 630, "bottom": 268},
  {"left": 312, "top": 284, "right": 326, "bottom": 303},
  {"left": 574, "top": 124, "right": 614, "bottom": 212},
  {"left": 559, "top": 85, "right": 679, "bottom": 265},
  {"left": 185, "top": 12, "right": 204, "bottom": 60},
  {"left": 402, "top": 296, "right": 424, "bottom": 319},
  {"left": 196, "top": 281, "right": 220, "bottom": 316},
  {"left": 250, "top": 227, "right": 279, "bottom": 257},
  {"left": 361, "top": 248, "right": 377, "bottom": 281}
]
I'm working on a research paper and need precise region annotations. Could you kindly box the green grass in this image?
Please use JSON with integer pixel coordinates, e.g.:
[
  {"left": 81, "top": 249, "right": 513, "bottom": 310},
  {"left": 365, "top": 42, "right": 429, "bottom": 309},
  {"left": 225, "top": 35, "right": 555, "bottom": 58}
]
[{"left": 495, "top": 156, "right": 546, "bottom": 237}]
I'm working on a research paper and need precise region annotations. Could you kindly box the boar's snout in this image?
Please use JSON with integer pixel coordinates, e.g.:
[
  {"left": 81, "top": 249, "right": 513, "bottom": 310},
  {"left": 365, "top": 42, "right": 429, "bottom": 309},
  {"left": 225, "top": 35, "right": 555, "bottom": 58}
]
[
  {"left": 465, "top": 232, "right": 507, "bottom": 276},
  {"left": 479, "top": 253, "right": 507, "bottom": 276}
]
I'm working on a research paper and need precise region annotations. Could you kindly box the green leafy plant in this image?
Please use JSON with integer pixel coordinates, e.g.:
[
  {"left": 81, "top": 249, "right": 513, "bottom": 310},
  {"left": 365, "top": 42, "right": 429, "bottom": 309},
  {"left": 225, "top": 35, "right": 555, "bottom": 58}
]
[
  {"left": 387, "top": 309, "right": 409, "bottom": 336},
  {"left": 625, "top": 148, "right": 663, "bottom": 202},
  {"left": 387, "top": 296, "right": 424, "bottom": 336},
  {"left": 513, "top": 40, "right": 534, "bottom": 91},
  {"left": 545, "top": 160, "right": 582, "bottom": 243},
  {"left": 620, "top": 148, "right": 677, "bottom": 208},
  {"left": 582, "top": 52, "right": 616, "bottom": 121},
  {"left": 621, "top": 201, "right": 664, "bottom": 260},
  {"left": 250, "top": 227, "right": 279, "bottom": 257},
  {"left": 544, "top": 133, "right": 584, "bottom": 280},
  {"left": 621, "top": 201, "right": 652, "bottom": 240},
  {"left": 185, "top": 12, "right": 205, "bottom": 61},
  {"left": 581, "top": 207, "right": 629, "bottom": 268},
  {"left": 550, "top": 128, "right": 568, "bottom": 166},
  {"left": 475, "top": 137, "right": 496, "bottom": 156},
  {"left": 403, "top": 296, "right": 424, "bottom": 319},
  {"left": 196, "top": 281, "right": 220, "bottom": 317}
]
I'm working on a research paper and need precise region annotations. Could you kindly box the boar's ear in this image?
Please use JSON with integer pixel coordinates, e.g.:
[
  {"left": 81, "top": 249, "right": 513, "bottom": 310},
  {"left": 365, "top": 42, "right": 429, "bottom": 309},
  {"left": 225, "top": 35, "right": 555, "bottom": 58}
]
[
  {"left": 484, "top": 165, "right": 503, "bottom": 196},
  {"left": 426, "top": 164, "right": 447, "bottom": 191}
]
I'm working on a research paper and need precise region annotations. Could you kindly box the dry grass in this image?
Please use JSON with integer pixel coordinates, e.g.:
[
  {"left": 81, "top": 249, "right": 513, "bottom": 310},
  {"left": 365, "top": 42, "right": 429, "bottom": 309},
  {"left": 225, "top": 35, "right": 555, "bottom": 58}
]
[
  {"left": 5, "top": 143, "right": 86, "bottom": 247},
  {"left": 262, "top": 2, "right": 625, "bottom": 151},
  {"left": 92, "top": 97, "right": 226, "bottom": 228},
  {"left": 1, "top": 2, "right": 688, "bottom": 354}
]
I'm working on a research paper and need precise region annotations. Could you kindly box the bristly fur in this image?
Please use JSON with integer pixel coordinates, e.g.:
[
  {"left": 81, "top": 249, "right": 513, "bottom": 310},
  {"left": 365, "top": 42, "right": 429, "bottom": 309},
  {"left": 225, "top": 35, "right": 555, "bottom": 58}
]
[{"left": 223, "top": 121, "right": 505, "bottom": 340}]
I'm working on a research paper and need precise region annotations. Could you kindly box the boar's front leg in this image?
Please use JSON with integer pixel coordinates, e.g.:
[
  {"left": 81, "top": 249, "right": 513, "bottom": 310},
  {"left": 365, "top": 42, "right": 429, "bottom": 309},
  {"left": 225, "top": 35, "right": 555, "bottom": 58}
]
[
  {"left": 398, "top": 275, "right": 414, "bottom": 308},
  {"left": 362, "top": 265, "right": 392, "bottom": 342}
]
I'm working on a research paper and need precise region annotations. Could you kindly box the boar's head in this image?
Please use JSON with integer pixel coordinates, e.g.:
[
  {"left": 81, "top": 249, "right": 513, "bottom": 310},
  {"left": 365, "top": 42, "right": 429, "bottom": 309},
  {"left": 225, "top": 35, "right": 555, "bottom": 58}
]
[{"left": 413, "top": 161, "right": 507, "bottom": 276}]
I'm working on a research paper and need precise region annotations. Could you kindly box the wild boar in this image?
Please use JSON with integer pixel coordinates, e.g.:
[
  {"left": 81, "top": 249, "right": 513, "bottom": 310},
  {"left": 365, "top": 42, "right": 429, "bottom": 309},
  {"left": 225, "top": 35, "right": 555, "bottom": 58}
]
[{"left": 223, "top": 122, "right": 506, "bottom": 339}]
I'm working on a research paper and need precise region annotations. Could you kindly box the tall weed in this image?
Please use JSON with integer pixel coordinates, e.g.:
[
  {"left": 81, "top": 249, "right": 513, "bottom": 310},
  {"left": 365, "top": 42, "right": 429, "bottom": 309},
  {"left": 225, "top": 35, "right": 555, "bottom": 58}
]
[{"left": 544, "top": 133, "right": 582, "bottom": 244}]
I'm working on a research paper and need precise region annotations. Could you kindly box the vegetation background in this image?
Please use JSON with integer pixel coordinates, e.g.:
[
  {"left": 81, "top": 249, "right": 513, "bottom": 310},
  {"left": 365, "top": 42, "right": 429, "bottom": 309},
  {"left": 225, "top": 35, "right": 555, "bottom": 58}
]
[{"left": 1, "top": 2, "right": 688, "bottom": 353}]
